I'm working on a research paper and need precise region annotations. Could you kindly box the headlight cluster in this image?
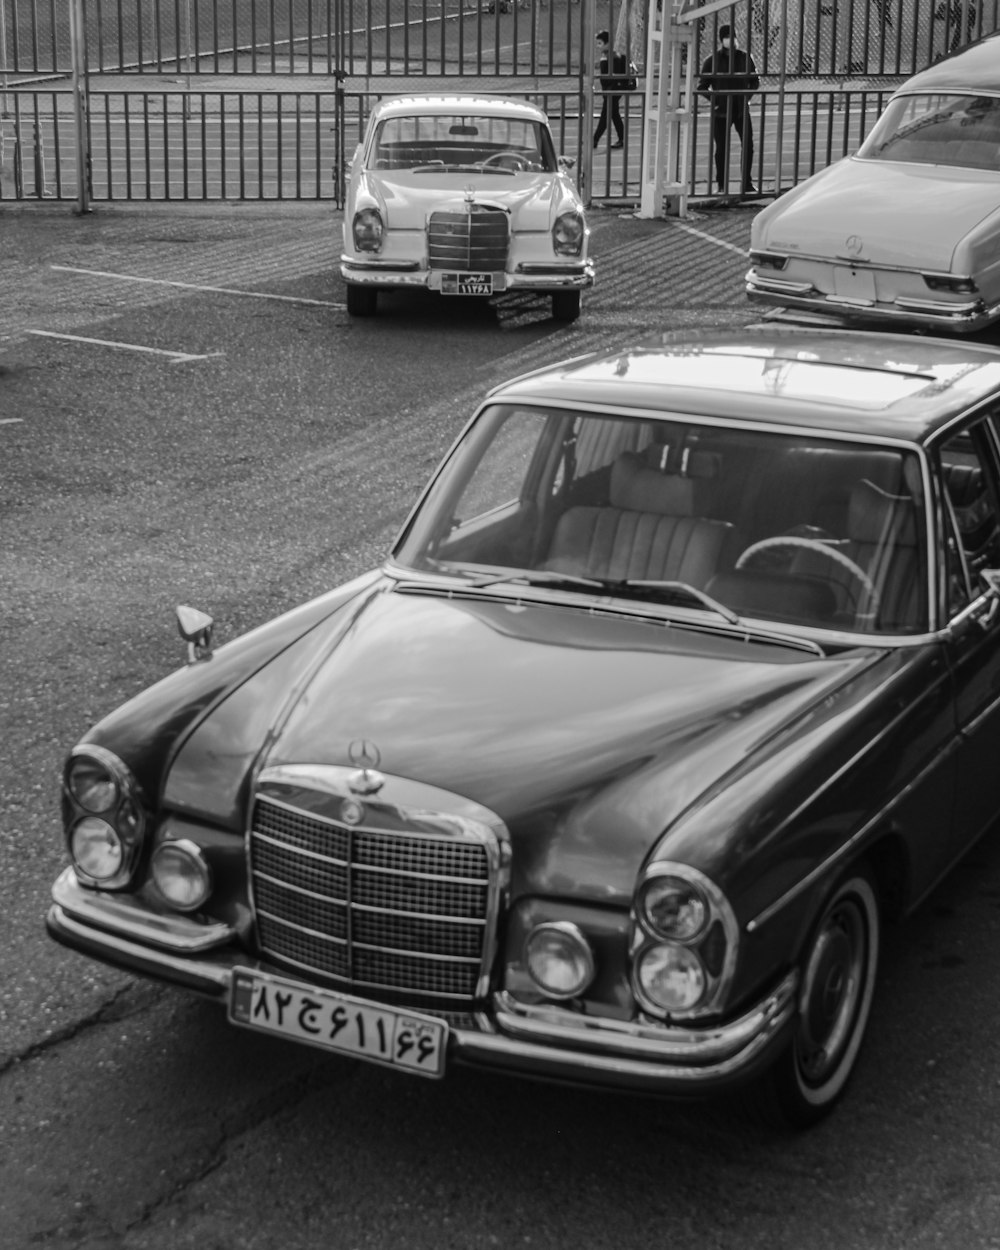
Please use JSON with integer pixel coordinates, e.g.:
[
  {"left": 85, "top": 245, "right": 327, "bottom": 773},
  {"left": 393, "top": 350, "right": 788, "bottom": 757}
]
[
  {"left": 353, "top": 207, "right": 384, "bottom": 253},
  {"left": 64, "top": 746, "right": 146, "bottom": 889},
  {"left": 552, "top": 211, "right": 585, "bottom": 257},
  {"left": 630, "top": 864, "right": 737, "bottom": 1018}
]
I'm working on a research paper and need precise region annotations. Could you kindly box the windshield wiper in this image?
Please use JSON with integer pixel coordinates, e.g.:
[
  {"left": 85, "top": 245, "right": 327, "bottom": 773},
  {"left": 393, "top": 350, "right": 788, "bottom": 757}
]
[
  {"left": 599, "top": 579, "right": 742, "bottom": 624},
  {"left": 456, "top": 571, "right": 740, "bottom": 620},
  {"left": 465, "top": 570, "right": 609, "bottom": 591}
]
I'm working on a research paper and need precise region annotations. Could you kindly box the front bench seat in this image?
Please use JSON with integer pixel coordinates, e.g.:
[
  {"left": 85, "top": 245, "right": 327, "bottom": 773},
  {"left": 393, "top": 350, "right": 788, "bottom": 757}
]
[{"left": 544, "top": 452, "right": 733, "bottom": 587}]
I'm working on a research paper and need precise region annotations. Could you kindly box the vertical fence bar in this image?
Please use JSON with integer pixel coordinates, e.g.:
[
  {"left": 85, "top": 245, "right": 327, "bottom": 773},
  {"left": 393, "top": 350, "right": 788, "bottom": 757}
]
[{"left": 69, "top": 0, "right": 90, "bottom": 211}]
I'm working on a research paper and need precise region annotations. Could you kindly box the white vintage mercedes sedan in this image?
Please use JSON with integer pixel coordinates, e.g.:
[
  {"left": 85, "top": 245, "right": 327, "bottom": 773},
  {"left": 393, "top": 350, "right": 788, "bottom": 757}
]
[
  {"left": 746, "top": 34, "right": 1000, "bottom": 333},
  {"left": 340, "top": 94, "right": 595, "bottom": 322}
]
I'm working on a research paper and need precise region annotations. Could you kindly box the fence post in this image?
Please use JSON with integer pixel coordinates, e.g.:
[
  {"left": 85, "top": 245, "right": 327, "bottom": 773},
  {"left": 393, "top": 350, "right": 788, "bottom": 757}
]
[{"left": 69, "top": 0, "right": 92, "bottom": 213}]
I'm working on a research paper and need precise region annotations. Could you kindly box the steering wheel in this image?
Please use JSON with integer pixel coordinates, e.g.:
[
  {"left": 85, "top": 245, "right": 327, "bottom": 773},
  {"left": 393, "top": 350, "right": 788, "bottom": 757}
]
[
  {"left": 735, "top": 535, "right": 880, "bottom": 619},
  {"left": 480, "top": 151, "right": 535, "bottom": 172}
]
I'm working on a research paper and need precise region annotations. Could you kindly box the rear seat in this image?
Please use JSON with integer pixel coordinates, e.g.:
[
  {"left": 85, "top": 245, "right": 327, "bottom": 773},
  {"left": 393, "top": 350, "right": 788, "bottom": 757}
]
[{"left": 545, "top": 452, "right": 734, "bottom": 587}]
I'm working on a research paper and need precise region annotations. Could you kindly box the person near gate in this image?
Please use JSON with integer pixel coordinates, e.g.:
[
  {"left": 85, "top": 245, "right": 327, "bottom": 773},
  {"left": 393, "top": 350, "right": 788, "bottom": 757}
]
[
  {"left": 594, "top": 30, "right": 626, "bottom": 150},
  {"left": 697, "top": 23, "right": 759, "bottom": 195}
]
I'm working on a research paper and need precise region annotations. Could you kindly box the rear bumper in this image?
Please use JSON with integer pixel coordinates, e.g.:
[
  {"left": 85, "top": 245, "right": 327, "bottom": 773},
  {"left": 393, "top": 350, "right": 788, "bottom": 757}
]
[
  {"left": 341, "top": 257, "right": 596, "bottom": 293},
  {"left": 746, "top": 270, "right": 1000, "bottom": 333},
  {"left": 47, "top": 868, "right": 795, "bottom": 1095}
]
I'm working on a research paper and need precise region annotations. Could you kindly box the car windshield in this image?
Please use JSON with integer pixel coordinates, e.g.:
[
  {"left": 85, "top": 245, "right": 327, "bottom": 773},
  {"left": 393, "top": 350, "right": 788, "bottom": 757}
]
[
  {"left": 394, "top": 406, "right": 929, "bottom": 636},
  {"left": 858, "top": 92, "right": 1000, "bottom": 171},
  {"left": 371, "top": 114, "right": 557, "bottom": 172}
]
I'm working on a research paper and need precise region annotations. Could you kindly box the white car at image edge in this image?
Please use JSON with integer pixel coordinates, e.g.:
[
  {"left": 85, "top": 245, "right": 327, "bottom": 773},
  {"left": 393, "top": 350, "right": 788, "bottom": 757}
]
[{"left": 746, "top": 33, "right": 1000, "bottom": 334}]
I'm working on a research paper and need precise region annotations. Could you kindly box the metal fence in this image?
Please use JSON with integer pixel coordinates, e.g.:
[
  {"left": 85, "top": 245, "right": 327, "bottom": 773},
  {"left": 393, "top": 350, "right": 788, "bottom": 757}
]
[{"left": 1, "top": 0, "right": 997, "bottom": 203}]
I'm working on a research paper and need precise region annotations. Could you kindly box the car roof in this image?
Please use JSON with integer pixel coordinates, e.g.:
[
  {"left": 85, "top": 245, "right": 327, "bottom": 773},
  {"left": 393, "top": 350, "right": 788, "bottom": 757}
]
[
  {"left": 893, "top": 32, "right": 1000, "bottom": 98},
  {"left": 486, "top": 328, "right": 1000, "bottom": 443},
  {"left": 367, "top": 94, "right": 549, "bottom": 124}
]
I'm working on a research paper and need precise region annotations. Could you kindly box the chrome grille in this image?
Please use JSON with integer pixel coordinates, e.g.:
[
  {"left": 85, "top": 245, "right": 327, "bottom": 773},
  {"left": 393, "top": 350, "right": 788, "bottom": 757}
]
[
  {"left": 427, "top": 207, "right": 509, "bottom": 272},
  {"left": 250, "top": 793, "right": 494, "bottom": 1003}
]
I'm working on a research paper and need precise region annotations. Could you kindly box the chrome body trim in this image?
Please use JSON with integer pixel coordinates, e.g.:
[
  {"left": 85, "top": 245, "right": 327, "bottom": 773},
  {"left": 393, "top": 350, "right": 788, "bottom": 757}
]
[
  {"left": 247, "top": 764, "right": 511, "bottom": 1003},
  {"left": 341, "top": 260, "right": 595, "bottom": 291},
  {"left": 747, "top": 271, "right": 1000, "bottom": 332},
  {"left": 46, "top": 872, "right": 798, "bottom": 1090},
  {"left": 51, "top": 866, "right": 235, "bottom": 953}
]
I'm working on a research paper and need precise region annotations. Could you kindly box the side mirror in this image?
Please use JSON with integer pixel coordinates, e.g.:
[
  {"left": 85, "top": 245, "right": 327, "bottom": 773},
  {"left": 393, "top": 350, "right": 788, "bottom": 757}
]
[
  {"left": 559, "top": 155, "right": 576, "bottom": 171},
  {"left": 176, "top": 604, "right": 215, "bottom": 663}
]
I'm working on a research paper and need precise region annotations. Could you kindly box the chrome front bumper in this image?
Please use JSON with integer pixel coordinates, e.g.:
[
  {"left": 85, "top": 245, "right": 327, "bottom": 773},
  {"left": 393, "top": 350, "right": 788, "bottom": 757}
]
[
  {"left": 47, "top": 868, "right": 796, "bottom": 1094},
  {"left": 746, "top": 270, "right": 1000, "bottom": 334},
  {"left": 341, "top": 256, "right": 596, "bottom": 293}
]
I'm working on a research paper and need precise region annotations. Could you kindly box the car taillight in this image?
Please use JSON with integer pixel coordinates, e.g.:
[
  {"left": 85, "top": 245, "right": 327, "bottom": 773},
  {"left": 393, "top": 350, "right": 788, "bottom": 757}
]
[
  {"left": 923, "top": 273, "right": 978, "bottom": 294},
  {"left": 749, "top": 250, "right": 789, "bottom": 271}
]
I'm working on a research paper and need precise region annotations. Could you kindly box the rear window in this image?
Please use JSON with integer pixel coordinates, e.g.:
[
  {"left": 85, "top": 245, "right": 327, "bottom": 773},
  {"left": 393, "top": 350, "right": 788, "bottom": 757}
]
[{"left": 858, "top": 93, "right": 1000, "bottom": 171}]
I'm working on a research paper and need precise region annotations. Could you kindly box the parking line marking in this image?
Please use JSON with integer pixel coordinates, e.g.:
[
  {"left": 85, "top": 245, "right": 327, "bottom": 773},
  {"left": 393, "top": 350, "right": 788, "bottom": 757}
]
[
  {"left": 27, "top": 330, "right": 223, "bottom": 364},
  {"left": 1, "top": 418, "right": 24, "bottom": 425},
  {"left": 668, "top": 221, "right": 748, "bottom": 258},
  {"left": 51, "top": 266, "right": 346, "bottom": 308}
]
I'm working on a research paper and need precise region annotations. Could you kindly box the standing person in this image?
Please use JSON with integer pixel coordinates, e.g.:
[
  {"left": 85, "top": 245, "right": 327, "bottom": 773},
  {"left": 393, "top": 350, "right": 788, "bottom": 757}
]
[
  {"left": 593, "top": 30, "right": 626, "bottom": 150},
  {"left": 697, "top": 23, "right": 759, "bottom": 195}
]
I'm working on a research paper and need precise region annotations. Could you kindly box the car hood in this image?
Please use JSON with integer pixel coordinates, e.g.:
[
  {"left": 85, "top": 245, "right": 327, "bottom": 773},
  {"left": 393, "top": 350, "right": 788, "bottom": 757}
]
[
  {"left": 754, "top": 157, "right": 1000, "bottom": 270},
  {"left": 361, "top": 169, "right": 573, "bottom": 231},
  {"left": 167, "top": 586, "right": 888, "bottom": 904}
]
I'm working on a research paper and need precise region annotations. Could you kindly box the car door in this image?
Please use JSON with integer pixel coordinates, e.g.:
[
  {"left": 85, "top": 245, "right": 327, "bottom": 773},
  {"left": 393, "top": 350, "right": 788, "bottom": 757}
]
[{"left": 937, "top": 412, "right": 1000, "bottom": 856}]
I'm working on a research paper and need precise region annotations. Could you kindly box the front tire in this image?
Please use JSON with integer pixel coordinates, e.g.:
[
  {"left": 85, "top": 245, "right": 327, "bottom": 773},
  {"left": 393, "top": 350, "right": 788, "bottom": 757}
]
[
  {"left": 551, "top": 290, "right": 581, "bottom": 322},
  {"left": 760, "top": 867, "right": 880, "bottom": 1129},
  {"left": 346, "top": 285, "right": 377, "bottom": 317}
]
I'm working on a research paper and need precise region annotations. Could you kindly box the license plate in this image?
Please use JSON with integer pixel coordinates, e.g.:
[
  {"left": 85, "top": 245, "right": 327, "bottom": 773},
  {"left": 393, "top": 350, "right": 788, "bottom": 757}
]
[
  {"left": 832, "top": 265, "right": 876, "bottom": 305},
  {"left": 229, "top": 967, "right": 448, "bottom": 1078},
  {"left": 442, "top": 272, "right": 493, "bottom": 295}
]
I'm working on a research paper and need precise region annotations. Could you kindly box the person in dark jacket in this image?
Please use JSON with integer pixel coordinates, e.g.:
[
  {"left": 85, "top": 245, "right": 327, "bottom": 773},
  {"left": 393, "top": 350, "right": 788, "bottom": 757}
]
[
  {"left": 697, "top": 24, "right": 759, "bottom": 194},
  {"left": 594, "top": 30, "right": 626, "bottom": 149}
]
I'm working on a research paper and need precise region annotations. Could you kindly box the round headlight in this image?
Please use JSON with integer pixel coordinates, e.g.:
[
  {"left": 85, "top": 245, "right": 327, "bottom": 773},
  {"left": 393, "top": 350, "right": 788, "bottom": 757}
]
[
  {"left": 70, "top": 818, "right": 124, "bottom": 881},
  {"left": 524, "top": 921, "right": 595, "bottom": 999},
  {"left": 635, "top": 943, "right": 706, "bottom": 1012},
  {"left": 67, "top": 756, "right": 119, "bottom": 814},
  {"left": 638, "top": 876, "right": 709, "bottom": 942},
  {"left": 151, "top": 839, "right": 212, "bottom": 912}
]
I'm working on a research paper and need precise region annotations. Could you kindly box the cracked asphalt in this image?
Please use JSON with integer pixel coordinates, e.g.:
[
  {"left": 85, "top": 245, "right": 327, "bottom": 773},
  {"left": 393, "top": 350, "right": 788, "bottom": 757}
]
[{"left": 3, "top": 200, "right": 1000, "bottom": 1250}]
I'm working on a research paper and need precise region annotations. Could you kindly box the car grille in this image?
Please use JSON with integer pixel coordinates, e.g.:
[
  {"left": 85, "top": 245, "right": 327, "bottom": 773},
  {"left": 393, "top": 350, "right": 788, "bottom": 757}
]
[
  {"left": 249, "top": 793, "right": 494, "bottom": 1004},
  {"left": 427, "top": 206, "right": 509, "bottom": 272}
]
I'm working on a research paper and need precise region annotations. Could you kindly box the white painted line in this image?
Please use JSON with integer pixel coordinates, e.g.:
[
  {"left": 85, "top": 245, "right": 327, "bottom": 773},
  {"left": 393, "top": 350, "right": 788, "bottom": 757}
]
[
  {"left": 27, "top": 330, "right": 223, "bottom": 364},
  {"left": 1, "top": 418, "right": 24, "bottom": 425},
  {"left": 668, "top": 220, "right": 749, "bottom": 259},
  {"left": 51, "top": 266, "right": 346, "bottom": 308}
]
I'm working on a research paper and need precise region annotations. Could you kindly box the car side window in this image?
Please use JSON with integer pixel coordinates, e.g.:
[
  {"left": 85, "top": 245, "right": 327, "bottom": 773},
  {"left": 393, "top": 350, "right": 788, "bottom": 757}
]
[
  {"left": 938, "top": 420, "right": 1000, "bottom": 617},
  {"left": 449, "top": 409, "right": 545, "bottom": 528}
]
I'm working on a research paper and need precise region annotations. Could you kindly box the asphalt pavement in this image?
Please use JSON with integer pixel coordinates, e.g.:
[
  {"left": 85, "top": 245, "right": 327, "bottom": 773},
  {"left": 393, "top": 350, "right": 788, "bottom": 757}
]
[{"left": 0, "top": 196, "right": 764, "bottom": 362}]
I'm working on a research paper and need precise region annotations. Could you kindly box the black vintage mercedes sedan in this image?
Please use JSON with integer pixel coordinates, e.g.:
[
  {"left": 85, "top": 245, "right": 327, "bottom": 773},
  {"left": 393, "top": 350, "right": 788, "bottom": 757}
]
[{"left": 47, "top": 328, "right": 1000, "bottom": 1127}]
